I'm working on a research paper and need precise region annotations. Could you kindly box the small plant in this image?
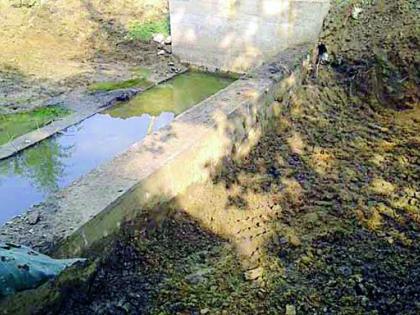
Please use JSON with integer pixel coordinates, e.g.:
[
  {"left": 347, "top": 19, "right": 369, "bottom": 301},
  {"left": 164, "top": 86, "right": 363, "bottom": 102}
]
[{"left": 127, "top": 18, "right": 170, "bottom": 42}]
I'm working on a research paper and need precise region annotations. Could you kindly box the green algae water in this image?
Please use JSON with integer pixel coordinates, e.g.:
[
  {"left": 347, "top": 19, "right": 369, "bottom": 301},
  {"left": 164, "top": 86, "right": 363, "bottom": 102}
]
[
  {"left": 0, "top": 72, "right": 234, "bottom": 224},
  {"left": 106, "top": 71, "right": 234, "bottom": 118},
  {"left": 0, "top": 106, "right": 70, "bottom": 145}
]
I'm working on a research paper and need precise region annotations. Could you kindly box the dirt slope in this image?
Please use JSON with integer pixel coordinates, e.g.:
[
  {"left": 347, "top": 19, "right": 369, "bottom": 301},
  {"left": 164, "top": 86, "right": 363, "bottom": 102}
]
[
  {"left": 0, "top": 0, "right": 170, "bottom": 113},
  {"left": 0, "top": 0, "right": 167, "bottom": 80}
]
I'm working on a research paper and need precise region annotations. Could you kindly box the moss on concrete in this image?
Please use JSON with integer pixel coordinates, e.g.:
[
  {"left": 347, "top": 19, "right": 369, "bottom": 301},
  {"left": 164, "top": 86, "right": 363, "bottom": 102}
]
[
  {"left": 0, "top": 106, "right": 70, "bottom": 145},
  {"left": 87, "top": 77, "right": 152, "bottom": 92}
]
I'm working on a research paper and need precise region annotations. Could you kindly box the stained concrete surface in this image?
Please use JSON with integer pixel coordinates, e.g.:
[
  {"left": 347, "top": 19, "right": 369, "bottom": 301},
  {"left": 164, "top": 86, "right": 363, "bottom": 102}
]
[{"left": 170, "top": 0, "right": 330, "bottom": 72}]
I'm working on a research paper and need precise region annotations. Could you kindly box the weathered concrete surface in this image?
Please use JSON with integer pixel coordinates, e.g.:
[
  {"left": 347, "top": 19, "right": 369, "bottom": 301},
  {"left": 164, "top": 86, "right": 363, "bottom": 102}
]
[
  {"left": 170, "top": 0, "right": 330, "bottom": 72},
  {"left": 0, "top": 46, "right": 308, "bottom": 257}
]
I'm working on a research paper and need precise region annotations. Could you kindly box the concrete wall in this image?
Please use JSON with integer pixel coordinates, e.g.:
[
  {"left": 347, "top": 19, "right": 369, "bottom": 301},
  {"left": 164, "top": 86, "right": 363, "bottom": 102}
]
[{"left": 170, "top": 0, "right": 330, "bottom": 73}]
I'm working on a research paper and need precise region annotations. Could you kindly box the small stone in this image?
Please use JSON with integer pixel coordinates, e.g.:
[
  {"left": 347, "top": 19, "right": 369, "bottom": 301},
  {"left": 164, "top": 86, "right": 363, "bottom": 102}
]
[
  {"left": 27, "top": 211, "right": 40, "bottom": 225},
  {"left": 352, "top": 7, "right": 363, "bottom": 20},
  {"left": 152, "top": 33, "right": 165, "bottom": 44},
  {"left": 286, "top": 304, "right": 296, "bottom": 315},
  {"left": 200, "top": 308, "right": 210, "bottom": 314},
  {"left": 245, "top": 266, "right": 264, "bottom": 281},
  {"left": 320, "top": 52, "right": 329, "bottom": 63},
  {"left": 257, "top": 289, "right": 266, "bottom": 299},
  {"left": 163, "top": 45, "right": 172, "bottom": 54},
  {"left": 157, "top": 50, "right": 166, "bottom": 56},
  {"left": 164, "top": 35, "right": 172, "bottom": 45}
]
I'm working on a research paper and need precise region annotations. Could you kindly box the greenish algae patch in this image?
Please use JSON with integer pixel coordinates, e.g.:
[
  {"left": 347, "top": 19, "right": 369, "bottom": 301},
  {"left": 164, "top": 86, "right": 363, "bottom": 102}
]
[
  {"left": 88, "top": 77, "right": 152, "bottom": 92},
  {"left": 0, "top": 106, "right": 70, "bottom": 145},
  {"left": 106, "top": 71, "right": 235, "bottom": 118}
]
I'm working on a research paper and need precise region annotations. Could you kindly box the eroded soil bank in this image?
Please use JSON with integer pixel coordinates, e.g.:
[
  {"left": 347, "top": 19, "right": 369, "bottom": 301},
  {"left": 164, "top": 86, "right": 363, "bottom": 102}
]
[
  {"left": 0, "top": 0, "right": 176, "bottom": 115},
  {"left": 1, "top": 1, "right": 419, "bottom": 314}
]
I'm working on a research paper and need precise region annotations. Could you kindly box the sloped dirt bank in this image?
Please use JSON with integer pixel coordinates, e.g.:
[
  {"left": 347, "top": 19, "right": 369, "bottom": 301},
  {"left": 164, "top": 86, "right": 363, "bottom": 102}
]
[
  {"left": 318, "top": 0, "right": 419, "bottom": 111},
  {"left": 0, "top": 0, "right": 175, "bottom": 114},
  {"left": 1, "top": 1, "right": 419, "bottom": 314}
]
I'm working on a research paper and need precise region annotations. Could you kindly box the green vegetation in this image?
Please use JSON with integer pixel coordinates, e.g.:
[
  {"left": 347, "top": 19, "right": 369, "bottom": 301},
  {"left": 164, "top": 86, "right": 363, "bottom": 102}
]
[
  {"left": 88, "top": 68, "right": 153, "bottom": 93},
  {"left": 88, "top": 78, "right": 152, "bottom": 93},
  {"left": 0, "top": 106, "right": 70, "bottom": 145},
  {"left": 127, "top": 18, "right": 170, "bottom": 41}
]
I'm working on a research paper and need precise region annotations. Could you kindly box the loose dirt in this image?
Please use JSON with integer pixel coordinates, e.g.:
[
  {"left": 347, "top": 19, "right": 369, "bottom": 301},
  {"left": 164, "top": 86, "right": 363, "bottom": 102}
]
[{"left": 0, "top": 0, "right": 176, "bottom": 114}]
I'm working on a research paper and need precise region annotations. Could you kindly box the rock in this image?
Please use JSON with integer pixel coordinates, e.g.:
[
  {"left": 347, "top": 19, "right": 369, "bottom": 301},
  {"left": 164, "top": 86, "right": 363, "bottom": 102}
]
[
  {"left": 157, "top": 50, "right": 166, "bottom": 56},
  {"left": 200, "top": 308, "right": 210, "bottom": 314},
  {"left": 352, "top": 7, "right": 363, "bottom": 20},
  {"left": 152, "top": 33, "right": 165, "bottom": 45},
  {"left": 27, "top": 211, "right": 40, "bottom": 225},
  {"left": 257, "top": 289, "right": 266, "bottom": 299},
  {"left": 163, "top": 46, "right": 172, "bottom": 54},
  {"left": 285, "top": 304, "right": 296, "bottom": 315},
  {"left": 164, "top": 36, "right": 172, "bottom": 45},
  {"left": 320, "top": 52, "right": 329, "bottom": 63},
  {"left": 244, "top": 266, "right": 264, "bottom": 281}
]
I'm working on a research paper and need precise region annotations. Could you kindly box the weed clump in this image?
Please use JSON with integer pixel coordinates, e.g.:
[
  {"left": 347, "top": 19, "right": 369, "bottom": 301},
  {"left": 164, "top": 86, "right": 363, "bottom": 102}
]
[{"left": 128, "top": 18, "right": 170, "bottom": 42}]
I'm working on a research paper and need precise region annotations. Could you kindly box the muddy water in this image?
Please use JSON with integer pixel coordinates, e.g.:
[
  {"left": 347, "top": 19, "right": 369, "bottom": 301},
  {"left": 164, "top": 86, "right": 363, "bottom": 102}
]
[{"left": 0, "top": 72, "right": 234, "bottom": 224}]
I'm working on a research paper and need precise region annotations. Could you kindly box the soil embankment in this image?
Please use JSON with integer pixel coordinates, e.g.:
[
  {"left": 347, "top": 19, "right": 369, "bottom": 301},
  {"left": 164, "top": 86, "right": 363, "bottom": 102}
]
[{"left": 0, "top": 0, "right": 174, "bottom": 114}]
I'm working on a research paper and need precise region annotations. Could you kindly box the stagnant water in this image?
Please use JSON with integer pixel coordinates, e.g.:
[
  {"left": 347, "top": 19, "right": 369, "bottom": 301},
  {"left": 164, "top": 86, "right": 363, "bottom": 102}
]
[{"left": 0, "top": 72, "right": 234, "bottom": 224}]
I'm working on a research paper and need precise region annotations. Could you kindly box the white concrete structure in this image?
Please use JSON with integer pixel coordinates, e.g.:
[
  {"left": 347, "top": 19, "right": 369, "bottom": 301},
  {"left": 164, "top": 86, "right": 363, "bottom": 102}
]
[{"left": 169, "top": 0, "right": 330, "bottom": 73}]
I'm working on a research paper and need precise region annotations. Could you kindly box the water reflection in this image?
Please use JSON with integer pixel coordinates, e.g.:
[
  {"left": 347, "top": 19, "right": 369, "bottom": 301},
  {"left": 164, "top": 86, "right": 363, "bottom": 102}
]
[
  {"left": 106, "top": 71, "right": 234, "bottom": 118},
  {"left": 0, "top": 71, "right": 234, "bottom": 224}
]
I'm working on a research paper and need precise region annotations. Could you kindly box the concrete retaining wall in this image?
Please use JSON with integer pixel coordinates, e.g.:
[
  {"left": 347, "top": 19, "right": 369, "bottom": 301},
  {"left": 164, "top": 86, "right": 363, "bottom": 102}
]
[
  {"left": 170, "top": 0, "right": 329, "bottom": 73},
  {"left": 0, "top": 46, "right": 308, "bottom": 257}
]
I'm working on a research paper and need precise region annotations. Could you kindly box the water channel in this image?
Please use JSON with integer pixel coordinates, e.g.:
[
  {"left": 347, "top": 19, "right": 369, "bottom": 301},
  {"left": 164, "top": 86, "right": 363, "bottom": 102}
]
[{"left": 0, "top": 71, "right": 234, "bottom": 224}]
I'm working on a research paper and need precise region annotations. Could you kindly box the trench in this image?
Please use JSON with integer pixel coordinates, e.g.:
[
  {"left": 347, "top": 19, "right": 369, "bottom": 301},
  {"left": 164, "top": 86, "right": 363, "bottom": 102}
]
[{"left": 0, "top": 71, "right": 234, "bottom": 224}]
